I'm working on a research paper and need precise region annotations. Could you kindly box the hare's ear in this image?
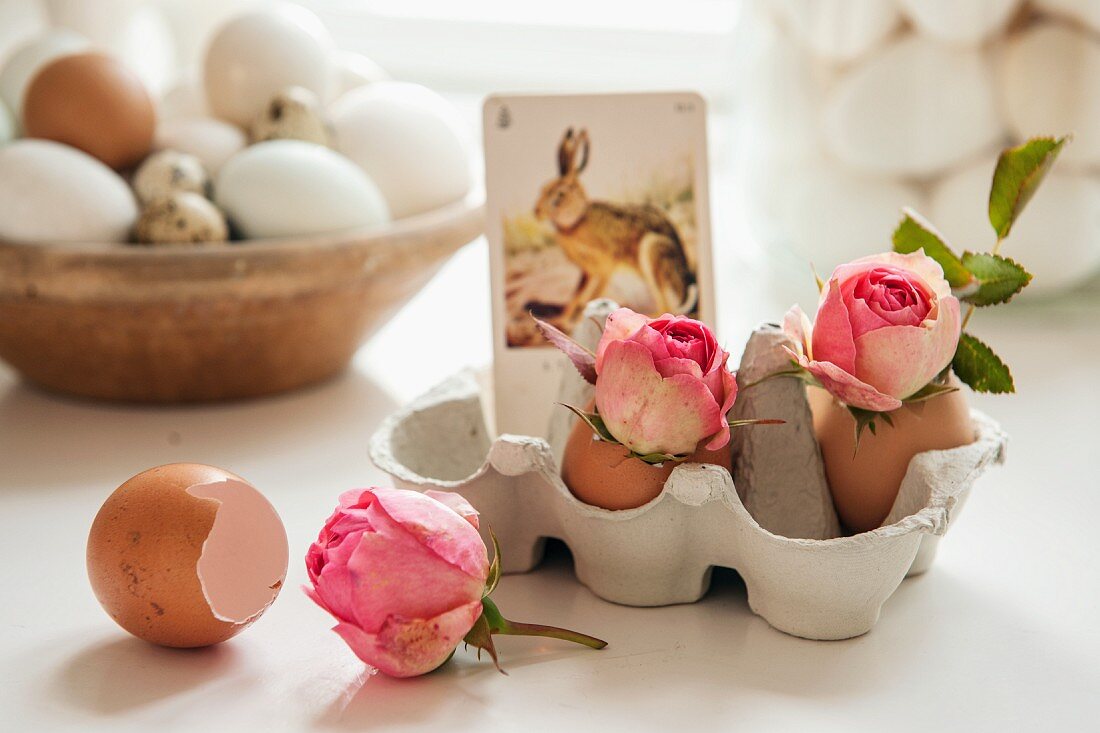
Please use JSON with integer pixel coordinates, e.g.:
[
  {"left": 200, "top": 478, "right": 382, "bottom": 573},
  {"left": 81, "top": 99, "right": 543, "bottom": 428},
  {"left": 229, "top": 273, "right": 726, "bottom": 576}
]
[
  {"left": 558, "top": 127, "right": 575, "bottom": 175},
  {"left": 575, "top": 129, "right": 590, "bottom": 173}
]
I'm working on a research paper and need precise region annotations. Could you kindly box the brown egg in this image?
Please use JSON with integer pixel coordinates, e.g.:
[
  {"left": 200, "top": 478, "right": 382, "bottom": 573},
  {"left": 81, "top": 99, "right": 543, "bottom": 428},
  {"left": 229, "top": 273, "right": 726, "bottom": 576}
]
[
  {"left": 561, "top": 414, "right": 733, "bottom": 511},
  {"left": 23, "top": 52, "right": 155, "bottom": 170},
  {"left": 808, "top": 384, "right": 974, "bottom": 534},
  {"left": 87, "top": 463, "right": 288, "bottom": 648}
]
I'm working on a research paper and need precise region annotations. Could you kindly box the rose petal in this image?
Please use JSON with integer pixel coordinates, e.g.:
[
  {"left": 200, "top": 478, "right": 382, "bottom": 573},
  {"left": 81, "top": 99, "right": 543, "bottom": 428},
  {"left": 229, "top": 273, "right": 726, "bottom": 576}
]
[
  {"left": 371, "top": 488, "right": 489, "bottom": 582},
  {"left": 595, "top": 339, "right": 722, "bottom": 456},
  {"left": 703, "top": 363, "right": 738, "bottom": 451},
  {"left": 331, "top": 600, "right": 483, "bottom": 678},
  {"left": 595, "top": 308, "right": 651, "bottom": 373},
  {"left": 309, "top": 527, "right": 370, "bottom": 623},
  {"left": 343, "top": 509, "right": 484, "bottom": 634},
  {"left": 424, "top": 490, "right": 480, "bottom": 530},
  {"left": 782, "top": 304, "right": 812, "bottom": 358},
  {"left": 653, "top": 356, "right": 704, "bottom": 380},
  {"left": 627, "top": 324, "right": 672, "bottom": 362},
  {"left": 835, "top": 251, "right": 952, "bottom": 300},
  {"left": 853, "top": 295, "right": 961, "bottom": 399},
  {"left": 801, "top": 357, "right": 903, "bottom": 412},
  {"left": 338, "top": 488, "right": 373, "bottom": 509},
  {"left": 840, "top": 287, "right": 894, "bottom": 338},
  {"left": 812, "top": 279, "right": 858, "bottom": 374}
]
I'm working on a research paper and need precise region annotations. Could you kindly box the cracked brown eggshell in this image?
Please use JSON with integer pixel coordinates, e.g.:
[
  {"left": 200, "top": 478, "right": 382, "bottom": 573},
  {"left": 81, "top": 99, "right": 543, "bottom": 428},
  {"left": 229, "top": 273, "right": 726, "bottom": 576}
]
[{"left": 86, "top": 463, "right": 288, "bottom": 648}]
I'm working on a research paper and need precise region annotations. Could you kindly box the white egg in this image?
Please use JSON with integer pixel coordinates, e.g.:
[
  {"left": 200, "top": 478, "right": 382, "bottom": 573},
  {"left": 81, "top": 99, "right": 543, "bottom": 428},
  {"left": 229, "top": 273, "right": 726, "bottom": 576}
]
[
  {"left": 739, "top": 21, "right": 829, "bottom": 169},
  {"left": 767, "top": 0, "right": 900, "bottom": 62},
  {"left": 0, "top": 29, "right": 89, "bottom": 123},
  {"left": 334, "top": 50, "right": 389, "bottom": 98},
  {"left": 1036, "top": 0, "right": 1100, "bottom": 35},
  {"left": 158, "top": 78, "right": 207, "bottom": 121},
  {"left": 930, "top": 159, "right": 1100, "bottom": 295},
  {"left": 769, "top": 161, "right": 924, "bottom": 273},
  {"left": 215, "top": 140, "right": 389, "bottom": 239},
  {"left": 823, "top": 36, "right": 1003, "bottom": 178},
  {"left": 203, "top": 4, "right": 335, "bottom": 127},
  {"left": 155, "top": 117, "right": 247, "bottom": 175},
  {"left": 0, "top": 97, "right": 13, "bottom": 144},
  {"left": 898, "top": 0, "right": 1020, "bottom": 46},
  {"left": 0, "top": 0, "right": 47, "bottom": 65},
  {"left": 330, "top": 82, "right": 473, "bottom": 219},
  {"left": 157, "top": 0, "right": 252, "bottom": 78},
  {"left": 0, "top": 139, "right": 138, "bottom": 243},
  {"left": 1000, "top": 23, "right": 1100, "bottom": 169},
  {"left": 44, "top": 0, "right": 176, "bottom": 96}
]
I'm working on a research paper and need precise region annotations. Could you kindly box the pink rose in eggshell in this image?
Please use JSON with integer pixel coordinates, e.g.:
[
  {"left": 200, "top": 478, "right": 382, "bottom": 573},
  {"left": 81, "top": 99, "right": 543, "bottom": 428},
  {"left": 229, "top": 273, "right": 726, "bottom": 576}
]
[
  {"left": 593, "top": 308, "right": 737, "bottom": 457},
  {"left": 784, "top": 251, "right": 962, "bottom": 412}
]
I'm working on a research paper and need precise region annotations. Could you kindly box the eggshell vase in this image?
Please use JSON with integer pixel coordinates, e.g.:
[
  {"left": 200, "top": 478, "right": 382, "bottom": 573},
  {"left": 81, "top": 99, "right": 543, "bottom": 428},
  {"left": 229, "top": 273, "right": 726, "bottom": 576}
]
[
  {"left": 808, "top": 382, "right": 975, "bottom": 534},
  {"left": 561, "top": 414, "right": 734, "bottom": 511},
  {"left": 370, "top": 303, "right": 1006, "bottom": 640}
]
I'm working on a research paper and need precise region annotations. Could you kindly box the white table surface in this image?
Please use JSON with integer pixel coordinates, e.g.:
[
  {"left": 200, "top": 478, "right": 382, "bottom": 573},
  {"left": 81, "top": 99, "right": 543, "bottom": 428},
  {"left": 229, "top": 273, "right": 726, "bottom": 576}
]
[{"left": 2, "top": 231, "right": 1098, "bottom": 732}]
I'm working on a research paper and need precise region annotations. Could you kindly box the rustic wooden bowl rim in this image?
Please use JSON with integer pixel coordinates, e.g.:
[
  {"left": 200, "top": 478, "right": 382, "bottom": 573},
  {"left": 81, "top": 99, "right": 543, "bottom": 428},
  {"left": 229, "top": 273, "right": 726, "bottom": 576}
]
[{"left": 0, "top": 189, "right": 485, "bottom": 262}]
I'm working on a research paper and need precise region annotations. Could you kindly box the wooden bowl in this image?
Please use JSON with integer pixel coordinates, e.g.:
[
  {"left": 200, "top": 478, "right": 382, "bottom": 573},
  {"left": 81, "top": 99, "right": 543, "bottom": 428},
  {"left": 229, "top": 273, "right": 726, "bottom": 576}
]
[{"left": 0, "top": 193, "right": 484, "bottom": 402}]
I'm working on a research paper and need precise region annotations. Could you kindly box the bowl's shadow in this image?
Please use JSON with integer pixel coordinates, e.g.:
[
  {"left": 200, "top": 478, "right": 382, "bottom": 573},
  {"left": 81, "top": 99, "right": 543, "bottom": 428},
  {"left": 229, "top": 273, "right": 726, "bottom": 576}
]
[{"left": 0, "top": 365, "right": 398, "bottom": 494}]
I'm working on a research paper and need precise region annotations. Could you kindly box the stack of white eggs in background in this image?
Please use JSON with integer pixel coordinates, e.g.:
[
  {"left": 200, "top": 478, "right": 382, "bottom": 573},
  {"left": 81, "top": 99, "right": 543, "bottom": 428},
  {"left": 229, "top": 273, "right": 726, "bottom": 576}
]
[
  {"left": 741, "top": 0, "right": 1100, "bottom": 298},
  {"left": 0, "top": 1, "right": 473, "bottom": 246}
]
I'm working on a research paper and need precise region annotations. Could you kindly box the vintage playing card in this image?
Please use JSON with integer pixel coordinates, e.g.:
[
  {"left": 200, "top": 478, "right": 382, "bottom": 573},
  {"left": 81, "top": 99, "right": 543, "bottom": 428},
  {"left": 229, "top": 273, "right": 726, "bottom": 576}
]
[{"left": 484, "top": 91, "right": 715, "bottom": 439}]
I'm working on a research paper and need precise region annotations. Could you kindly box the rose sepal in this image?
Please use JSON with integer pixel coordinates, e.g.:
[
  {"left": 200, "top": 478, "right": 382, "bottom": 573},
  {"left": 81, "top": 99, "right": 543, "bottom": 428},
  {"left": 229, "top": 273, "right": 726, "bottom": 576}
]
[
  {"left": 533, "top": 317, "right": 597, "bottom": 385},
  {"left": 559, "top": 401, "right": 781, "bottom": 466}
]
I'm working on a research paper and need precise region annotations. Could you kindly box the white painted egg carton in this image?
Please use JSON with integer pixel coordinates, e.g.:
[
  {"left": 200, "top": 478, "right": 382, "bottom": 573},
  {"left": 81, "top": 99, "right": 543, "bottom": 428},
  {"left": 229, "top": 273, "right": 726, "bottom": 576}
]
[{"left": 370, "top": 302, "right": 1007, "bottom": 640}]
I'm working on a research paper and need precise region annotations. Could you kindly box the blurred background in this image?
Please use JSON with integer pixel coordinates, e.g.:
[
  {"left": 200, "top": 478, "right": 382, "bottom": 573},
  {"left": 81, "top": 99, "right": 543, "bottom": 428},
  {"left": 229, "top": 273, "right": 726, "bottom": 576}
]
[{"left": 2, "top": 0, "right": 1098, "bottom": 399}]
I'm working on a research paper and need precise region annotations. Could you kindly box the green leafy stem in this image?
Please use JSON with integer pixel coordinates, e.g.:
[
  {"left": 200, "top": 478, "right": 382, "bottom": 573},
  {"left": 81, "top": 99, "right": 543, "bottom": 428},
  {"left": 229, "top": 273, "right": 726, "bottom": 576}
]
[{"left": 891, "top": 135, "right": 1068, "bottom": 396}]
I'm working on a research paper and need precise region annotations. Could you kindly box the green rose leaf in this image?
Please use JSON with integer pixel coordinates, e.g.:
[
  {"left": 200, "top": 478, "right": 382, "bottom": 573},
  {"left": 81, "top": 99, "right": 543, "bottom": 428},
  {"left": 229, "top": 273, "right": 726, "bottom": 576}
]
[
  {"left": 892, "top": 209, "right": 974, "bottom": 290},
  {"left": 989, "top": 136, "right": 1068, "bottom": 239},
  {"left": 960, "top": 252, "right": 1033, "bottom": 306},
  {"left": 952, "top": 332, "right": 1014, "bottom": 394}
]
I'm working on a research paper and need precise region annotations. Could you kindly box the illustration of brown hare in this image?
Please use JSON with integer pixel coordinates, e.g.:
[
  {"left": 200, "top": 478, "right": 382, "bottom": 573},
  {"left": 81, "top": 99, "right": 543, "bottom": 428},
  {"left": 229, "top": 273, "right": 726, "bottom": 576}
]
[{"left": 535, "top": 127, "right": 697, "bottom": 325}]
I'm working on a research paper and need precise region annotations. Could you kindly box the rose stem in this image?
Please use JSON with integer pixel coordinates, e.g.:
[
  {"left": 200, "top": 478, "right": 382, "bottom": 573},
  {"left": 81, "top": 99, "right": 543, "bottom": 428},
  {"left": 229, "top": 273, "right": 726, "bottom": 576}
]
[{"left": 481, "top": 597, "right": 607, "bottom": 650}]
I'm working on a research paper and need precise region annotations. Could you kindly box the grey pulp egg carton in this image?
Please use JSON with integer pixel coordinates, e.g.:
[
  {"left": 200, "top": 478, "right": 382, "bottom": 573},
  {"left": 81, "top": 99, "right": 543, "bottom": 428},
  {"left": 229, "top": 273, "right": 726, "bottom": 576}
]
[{"left": 370, "top": 301, "right": 1007, "bottom": 640}]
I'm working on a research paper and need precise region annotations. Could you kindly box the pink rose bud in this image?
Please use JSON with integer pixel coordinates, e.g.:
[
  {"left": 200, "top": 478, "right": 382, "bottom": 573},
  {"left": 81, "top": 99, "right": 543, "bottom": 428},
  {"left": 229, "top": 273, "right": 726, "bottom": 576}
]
[
  {"left": 304, "top": 487, "right": 488, "bottom": 678},
  {"left": 593, "top": 308, "right": 737, "bottom": 457},
  {"left": 784, "top": 251, "right": 962, "bottom": 412}
]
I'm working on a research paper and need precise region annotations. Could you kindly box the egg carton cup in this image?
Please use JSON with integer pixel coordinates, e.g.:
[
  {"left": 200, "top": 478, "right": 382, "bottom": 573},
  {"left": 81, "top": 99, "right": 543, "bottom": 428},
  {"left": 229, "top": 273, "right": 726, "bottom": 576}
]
[{"left": 370, "top": 303, "right": 1007, "bottom": 640}]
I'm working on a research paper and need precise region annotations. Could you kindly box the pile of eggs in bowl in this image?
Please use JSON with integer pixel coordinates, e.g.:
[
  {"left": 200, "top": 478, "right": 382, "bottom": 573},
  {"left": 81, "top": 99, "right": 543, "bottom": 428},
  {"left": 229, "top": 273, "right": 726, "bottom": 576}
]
[{"left": 0, "top": 3, "right": 473, "bottom": 246}]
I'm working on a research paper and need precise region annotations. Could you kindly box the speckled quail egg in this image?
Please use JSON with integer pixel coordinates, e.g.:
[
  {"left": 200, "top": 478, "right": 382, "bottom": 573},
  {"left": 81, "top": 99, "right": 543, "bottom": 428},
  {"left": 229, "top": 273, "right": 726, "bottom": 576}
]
[
  {"left": 249, "top": 86, "right": 331, "bottom": 146},
  {"left": 134, "top": 192, "right": 228, "bottom": 245},
  {"left": 132, "top": 150, "right": 211, "bottom": 206}
]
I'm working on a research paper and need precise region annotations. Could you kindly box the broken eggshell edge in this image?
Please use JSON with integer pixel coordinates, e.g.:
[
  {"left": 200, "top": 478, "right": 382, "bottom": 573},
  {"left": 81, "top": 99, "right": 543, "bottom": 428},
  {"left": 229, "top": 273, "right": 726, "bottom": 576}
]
[
  {"left": 187, "top": 478, "right": 289, "bottom": 626},
  {"left": 369, "top": 312, "right": 1006, "bottom": 641}
]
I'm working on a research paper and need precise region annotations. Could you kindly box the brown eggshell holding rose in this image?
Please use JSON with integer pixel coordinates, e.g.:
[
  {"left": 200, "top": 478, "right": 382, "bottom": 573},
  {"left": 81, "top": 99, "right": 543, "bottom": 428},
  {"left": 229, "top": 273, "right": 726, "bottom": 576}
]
[
  {"left": 561, "top": 416, "right": 733, "bottom": 511},
  {"left": 808, "top": 384, "right": 974, "bottom": 534},
  {"left": 86, "top": 463, "right": 288, "bottom": 648},
  {"left": 23, "top": 52, "right": 155, "bottom": 170}
]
